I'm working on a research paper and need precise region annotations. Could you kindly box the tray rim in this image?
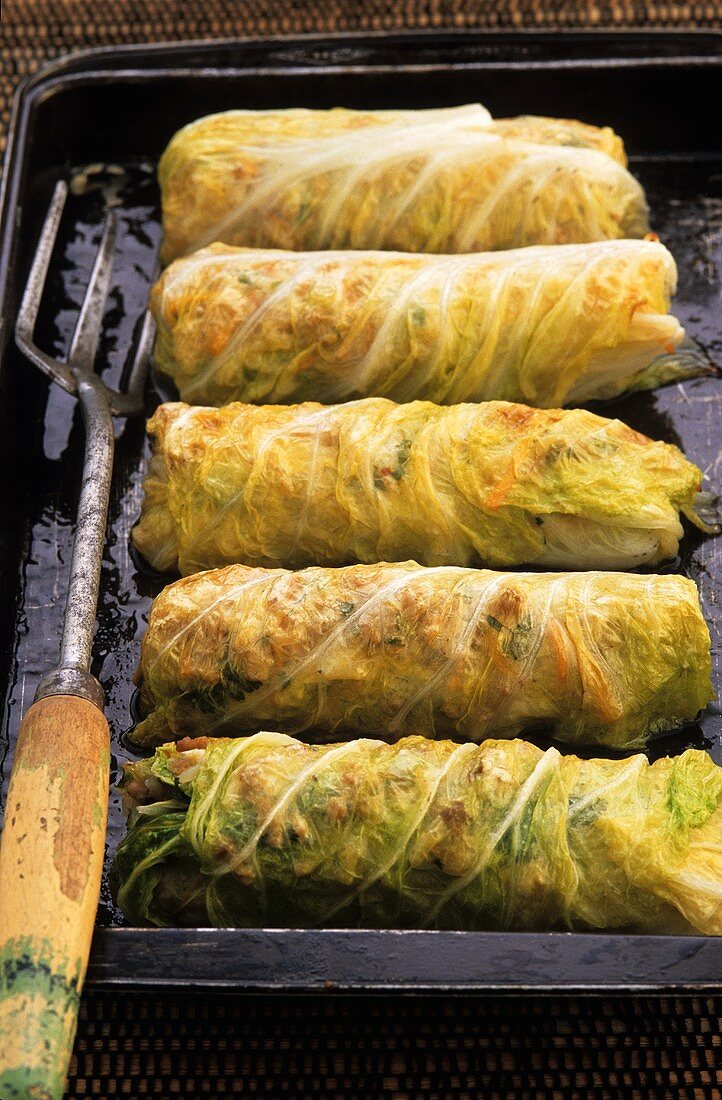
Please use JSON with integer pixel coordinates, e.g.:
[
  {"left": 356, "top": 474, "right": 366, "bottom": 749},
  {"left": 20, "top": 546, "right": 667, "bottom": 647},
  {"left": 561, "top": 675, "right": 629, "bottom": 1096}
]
[
  {"left": 8, "top": 25, "right": 722, "bottom": 122},
  {"left": 13, "top": 25, "right": 722, "bottom": 78},
  {"left": 86, "top": 927, "right": 722, "bottom": 994},
  {"left": 14, "top": 30, "right": 722, "bottom": 97},
  {"left": 4, "top": 28, "right": 722, "bottom": 992}
]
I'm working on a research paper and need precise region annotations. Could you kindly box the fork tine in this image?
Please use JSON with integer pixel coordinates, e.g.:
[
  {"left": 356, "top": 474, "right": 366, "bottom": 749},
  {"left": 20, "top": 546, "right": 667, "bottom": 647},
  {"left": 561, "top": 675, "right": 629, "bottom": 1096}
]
[
  {"left": 15, "top": 180, "right": 77, "bottom": 396},
  {"left": 16, "top": 180, "right": 67, "bottom": 344},
  {"left": 67, "top": 210, "right": 117, "bottom": 373},
  {"left": 109, "top": 254, "right": 159, "bottom": 415},
  {"left": 123, "top": 307, "right": 155, "bottom": 401},
  {"left": 15, "top": 178, "right": 152, "bottom": 416}
]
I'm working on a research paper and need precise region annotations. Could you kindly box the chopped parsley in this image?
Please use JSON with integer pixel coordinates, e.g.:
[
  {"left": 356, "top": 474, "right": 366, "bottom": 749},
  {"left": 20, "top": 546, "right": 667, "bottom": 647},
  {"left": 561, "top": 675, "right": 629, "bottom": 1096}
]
[
  {"left": 503, "top": 616, "right": 534, "bottom": 661},
  {"left": 374, "top": 438, "right": 413, "bottom": 490},
  {"left": 486, "top": 613, "right": 534, "bottom": 660}
]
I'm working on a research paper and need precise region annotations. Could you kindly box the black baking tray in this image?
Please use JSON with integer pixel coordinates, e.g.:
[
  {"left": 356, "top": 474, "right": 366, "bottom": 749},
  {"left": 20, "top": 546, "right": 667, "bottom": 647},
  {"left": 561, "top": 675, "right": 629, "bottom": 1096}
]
[{"left": 2, "top": 30, "right": 722, "bottom": 993}]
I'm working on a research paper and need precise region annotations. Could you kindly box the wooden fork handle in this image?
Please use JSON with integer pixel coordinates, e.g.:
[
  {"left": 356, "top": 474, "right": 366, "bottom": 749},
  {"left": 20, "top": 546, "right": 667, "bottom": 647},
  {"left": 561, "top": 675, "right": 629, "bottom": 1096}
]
[{"left": 0, "top": 694, "right": 109, "bottom": 1100}]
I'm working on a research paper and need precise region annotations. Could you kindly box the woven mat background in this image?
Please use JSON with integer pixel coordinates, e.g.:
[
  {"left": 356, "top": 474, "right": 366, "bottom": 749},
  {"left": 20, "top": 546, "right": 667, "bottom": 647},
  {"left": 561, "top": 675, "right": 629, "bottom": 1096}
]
[
  {"left": 5, "top": 2, "right": 722, "bottom": 1098},
  {"left": 69, "top": 992, "right": 722, "bottom": 1099}
]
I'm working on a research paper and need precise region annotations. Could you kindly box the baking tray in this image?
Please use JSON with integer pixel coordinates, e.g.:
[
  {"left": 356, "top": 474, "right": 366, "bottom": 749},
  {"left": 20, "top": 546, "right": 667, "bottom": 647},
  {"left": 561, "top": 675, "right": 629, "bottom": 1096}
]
[{"left": 2, "top": 30, "right": 722, "bottom": 993}]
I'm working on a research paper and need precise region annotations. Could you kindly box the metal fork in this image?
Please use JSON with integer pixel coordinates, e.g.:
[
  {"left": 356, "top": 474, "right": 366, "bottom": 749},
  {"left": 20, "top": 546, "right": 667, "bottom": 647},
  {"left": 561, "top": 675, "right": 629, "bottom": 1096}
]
[{"left": 0, "top": 179, "right": 153, "bottom": 1100}]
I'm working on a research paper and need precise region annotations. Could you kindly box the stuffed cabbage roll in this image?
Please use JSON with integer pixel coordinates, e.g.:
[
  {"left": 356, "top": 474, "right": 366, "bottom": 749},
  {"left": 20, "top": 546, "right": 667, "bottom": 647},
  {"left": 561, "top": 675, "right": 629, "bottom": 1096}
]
[
  {"left": 159, "top": 105, "right": 648, "bottom": 262},
  {"left": 133, "top": 562, "right": 712, "bottom": 751},
  {"left": 134, "top": 398, "right": 714, "bottom": 576},
  {"left": 150, "top": 240, "right": 696, "bottom": 408},
  {"left": 112, "top": 733, "right": 722, "bottom": 934}
]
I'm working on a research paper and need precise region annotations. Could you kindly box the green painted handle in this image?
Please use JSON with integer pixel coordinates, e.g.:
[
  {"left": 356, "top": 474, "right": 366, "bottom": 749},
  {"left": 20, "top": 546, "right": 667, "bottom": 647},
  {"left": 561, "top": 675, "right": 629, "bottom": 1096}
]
[{"left": 0, "top": 694, "right": 109, "bottom": 1099}]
